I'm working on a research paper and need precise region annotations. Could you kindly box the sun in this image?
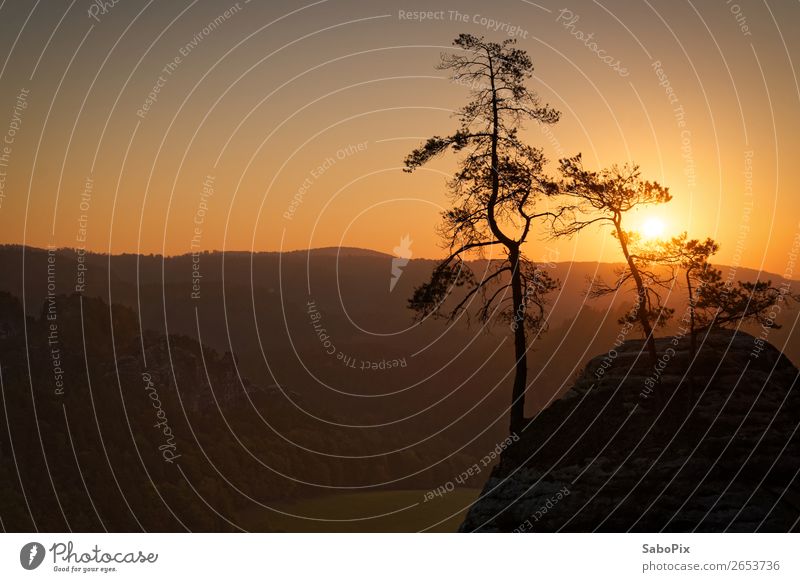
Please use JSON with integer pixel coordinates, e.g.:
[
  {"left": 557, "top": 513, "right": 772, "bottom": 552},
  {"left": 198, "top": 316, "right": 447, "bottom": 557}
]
[{"left": 640, "top": 217, "right": 666, "bottom": 240}]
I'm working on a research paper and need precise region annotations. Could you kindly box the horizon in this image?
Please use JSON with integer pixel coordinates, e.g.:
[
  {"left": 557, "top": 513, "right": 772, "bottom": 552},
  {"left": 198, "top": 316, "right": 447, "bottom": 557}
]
[{"left": 4, "top": 242, "right": 798, "bottom": 281}]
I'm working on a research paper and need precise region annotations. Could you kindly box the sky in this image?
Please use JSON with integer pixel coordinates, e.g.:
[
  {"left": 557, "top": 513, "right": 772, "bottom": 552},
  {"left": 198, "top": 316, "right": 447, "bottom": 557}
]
[{"left": 0, "top": 0, "right": 798, "bottom": 275}]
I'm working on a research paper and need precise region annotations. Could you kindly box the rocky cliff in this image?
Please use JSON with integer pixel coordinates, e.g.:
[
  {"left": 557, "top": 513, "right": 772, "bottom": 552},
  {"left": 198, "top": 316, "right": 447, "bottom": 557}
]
[{"left": 461, "top": 328, "right": 800, "bottom": 532}]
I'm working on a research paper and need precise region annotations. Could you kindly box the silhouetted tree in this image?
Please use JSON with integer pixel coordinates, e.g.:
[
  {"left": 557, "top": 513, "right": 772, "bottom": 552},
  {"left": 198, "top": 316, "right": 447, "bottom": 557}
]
[
  {"left": 557, "top": 155, "right": 674, "bottom": 364},
  {"left": 695, "top": 269, "right": 799, "bottom": 331},
  {"left": 403, "top": 34, "right": 561, "bottom": 433},
  {"left": 661, "top": 233, "right": 719, "bottom": 359}
]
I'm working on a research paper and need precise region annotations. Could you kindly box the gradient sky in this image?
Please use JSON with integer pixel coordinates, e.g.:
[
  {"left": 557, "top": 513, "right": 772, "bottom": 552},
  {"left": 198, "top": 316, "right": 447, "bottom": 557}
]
[{"left": 0, "top": 0, "right": 797, "bottom": 275}]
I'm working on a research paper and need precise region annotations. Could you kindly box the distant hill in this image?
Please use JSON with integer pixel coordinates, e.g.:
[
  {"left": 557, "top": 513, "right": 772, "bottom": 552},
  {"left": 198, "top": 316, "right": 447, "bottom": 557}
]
[
  {"left": 293, "top": 246, "right": 393, "bottom": 258},
  {"left": 0, "top": 244, "right": 797, "bottom": 420}
]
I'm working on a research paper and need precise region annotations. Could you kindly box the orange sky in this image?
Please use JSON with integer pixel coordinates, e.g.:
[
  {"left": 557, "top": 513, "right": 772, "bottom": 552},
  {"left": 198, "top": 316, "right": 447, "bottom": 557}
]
[{"left": 0, "top": 0, "right": 798, "bottom": 275}]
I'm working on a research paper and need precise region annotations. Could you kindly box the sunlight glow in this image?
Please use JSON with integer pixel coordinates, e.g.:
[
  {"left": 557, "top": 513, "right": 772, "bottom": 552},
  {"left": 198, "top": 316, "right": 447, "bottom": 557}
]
[{"left": 640, "top": 217, "right": 666, "bottom": 240}]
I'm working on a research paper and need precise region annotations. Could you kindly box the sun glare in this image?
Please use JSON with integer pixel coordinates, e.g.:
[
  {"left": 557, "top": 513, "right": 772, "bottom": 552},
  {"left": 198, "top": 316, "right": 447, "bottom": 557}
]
[{"left": 640, "top": 217, "right": 666, "bottom": 240}]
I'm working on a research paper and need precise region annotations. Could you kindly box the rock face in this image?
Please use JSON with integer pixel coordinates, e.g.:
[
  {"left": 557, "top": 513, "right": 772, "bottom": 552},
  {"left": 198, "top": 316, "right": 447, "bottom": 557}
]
[{"left": 461, "top": 329, "right": 800, "bottom": 532}]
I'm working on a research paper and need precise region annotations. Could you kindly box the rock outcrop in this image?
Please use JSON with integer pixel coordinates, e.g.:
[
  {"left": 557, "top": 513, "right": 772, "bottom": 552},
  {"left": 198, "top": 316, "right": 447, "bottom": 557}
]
[{"left": 461, "top": 329, "right": 799, "bottom": 532}]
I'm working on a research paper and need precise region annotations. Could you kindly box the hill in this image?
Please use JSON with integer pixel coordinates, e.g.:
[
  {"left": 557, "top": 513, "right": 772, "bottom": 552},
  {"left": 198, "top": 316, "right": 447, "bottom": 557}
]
[{"left": 0, "top": 292, "right": 489, "bottom": 531}]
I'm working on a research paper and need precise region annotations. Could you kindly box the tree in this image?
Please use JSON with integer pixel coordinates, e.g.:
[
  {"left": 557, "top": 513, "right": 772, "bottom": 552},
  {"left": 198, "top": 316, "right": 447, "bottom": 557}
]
[
  {"left": 557, "top": 155, "right": 674, "bottom": 364},
  {"left": 660, "top": 233, "right": 800, "bottom": 338},
  {"left": 403, "top": 34, "right": 561, "bottom": 433},
  {"left": 695, "top": 269, "right": 800, "bottom": 331},
  {"left": 661, "top": 233, "right": 719, "bottom": 359}
]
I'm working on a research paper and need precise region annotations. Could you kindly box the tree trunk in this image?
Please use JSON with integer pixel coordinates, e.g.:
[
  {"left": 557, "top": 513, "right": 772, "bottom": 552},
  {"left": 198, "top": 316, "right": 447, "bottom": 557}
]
[
  {"left": 484, "top": 52, "right": 527, "bottom": 433},
  {"left": 509, "top": 246, "right": 527, "bottom": 434},
  {"left": 616, "top": 221, "right": 658, "bottom": 365}
]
